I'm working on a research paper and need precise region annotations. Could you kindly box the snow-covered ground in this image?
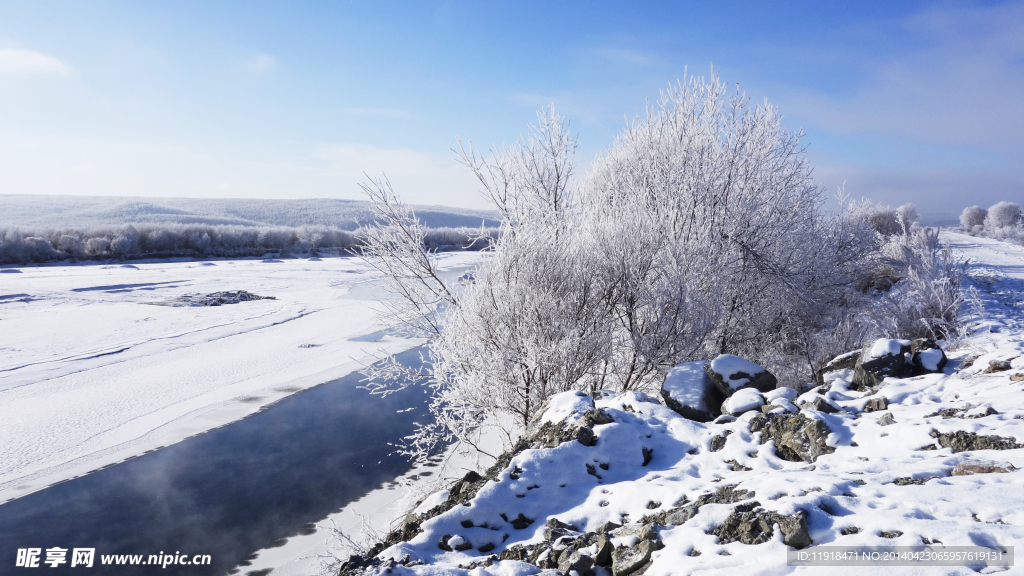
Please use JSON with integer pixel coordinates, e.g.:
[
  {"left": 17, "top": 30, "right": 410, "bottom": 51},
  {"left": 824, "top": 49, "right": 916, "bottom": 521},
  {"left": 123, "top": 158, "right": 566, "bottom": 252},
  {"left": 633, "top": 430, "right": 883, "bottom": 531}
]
[
  {"left": 0, "top": 252, "right": 481, "bottom": 505},
  {"left": 327, "top": 231, "right": 1024, "bottom": 576}
]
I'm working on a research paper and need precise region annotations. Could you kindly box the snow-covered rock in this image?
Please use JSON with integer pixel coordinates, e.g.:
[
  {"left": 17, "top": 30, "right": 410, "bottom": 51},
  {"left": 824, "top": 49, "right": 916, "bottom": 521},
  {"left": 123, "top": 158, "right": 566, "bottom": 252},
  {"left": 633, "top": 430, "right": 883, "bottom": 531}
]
[
  {"left": 910, "top": 338, "right": 947, "bottom": 374},
  {"left": 853, "top": 338, "right": 949, "bottom": 389},
  {"left": 796, "top": 392, "right": 840, "bottom": 414},
  {"left": 852, "top": 338, "right": 914, "bottom": 389},
  {"left": 750, "top": 411, "right": 836, "bottom": 463},
  {"left": 722, "top": 387, "right": 764, "bottom": 416},
  {"left": 814, "top": 349, "right": 860, "bottom": 385},
  {"left": 950, "top": 459, "right": 1016, "bottom": 476},
  {"left": 705, "top": 354, "right": 777, "bottom": 395},
  {"left": 868, "top": 338, "right": 912, "bottom": 360},
  {"left": 763, "top": 387, "right": 798, "bottom": 403},
  {"left": 660, "top": 361, "right": 723, "bottom": 422}
]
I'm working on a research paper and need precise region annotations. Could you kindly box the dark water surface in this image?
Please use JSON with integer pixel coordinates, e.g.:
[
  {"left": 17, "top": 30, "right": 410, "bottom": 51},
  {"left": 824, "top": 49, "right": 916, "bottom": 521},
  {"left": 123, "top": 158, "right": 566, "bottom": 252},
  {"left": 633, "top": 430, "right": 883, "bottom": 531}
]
[{"left": 0, "top": 347, "right": 431, "bottom": 576}]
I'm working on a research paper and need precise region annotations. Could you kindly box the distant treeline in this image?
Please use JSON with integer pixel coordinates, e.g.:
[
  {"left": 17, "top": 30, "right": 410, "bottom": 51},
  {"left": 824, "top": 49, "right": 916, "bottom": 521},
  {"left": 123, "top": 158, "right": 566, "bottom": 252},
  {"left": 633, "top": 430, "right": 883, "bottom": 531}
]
[{"left": 0, "top": 223, "right": 499, "bottom": 265}]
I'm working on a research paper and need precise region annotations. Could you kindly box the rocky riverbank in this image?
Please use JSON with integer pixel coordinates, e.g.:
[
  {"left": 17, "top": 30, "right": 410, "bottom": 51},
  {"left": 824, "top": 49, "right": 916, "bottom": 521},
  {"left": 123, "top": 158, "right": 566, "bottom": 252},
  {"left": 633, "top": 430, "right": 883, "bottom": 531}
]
[{"left": 333, "top": 327, "right": 1024, "bottom": 576}]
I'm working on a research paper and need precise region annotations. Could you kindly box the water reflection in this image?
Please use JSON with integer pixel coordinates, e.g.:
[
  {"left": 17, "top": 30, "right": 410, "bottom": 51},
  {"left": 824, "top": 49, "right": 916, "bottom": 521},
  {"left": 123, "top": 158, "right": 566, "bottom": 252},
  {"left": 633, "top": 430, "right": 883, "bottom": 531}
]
[{"left": 0, "top": 347, "right": 431, "bottom": 575}]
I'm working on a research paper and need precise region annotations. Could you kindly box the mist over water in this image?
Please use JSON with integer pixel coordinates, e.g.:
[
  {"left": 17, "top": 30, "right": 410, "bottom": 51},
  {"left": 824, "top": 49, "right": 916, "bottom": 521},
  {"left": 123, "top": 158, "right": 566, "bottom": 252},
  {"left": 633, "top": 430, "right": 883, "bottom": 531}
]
[{"left": 0, "top": 347, "right": 432, "bottom": 575}]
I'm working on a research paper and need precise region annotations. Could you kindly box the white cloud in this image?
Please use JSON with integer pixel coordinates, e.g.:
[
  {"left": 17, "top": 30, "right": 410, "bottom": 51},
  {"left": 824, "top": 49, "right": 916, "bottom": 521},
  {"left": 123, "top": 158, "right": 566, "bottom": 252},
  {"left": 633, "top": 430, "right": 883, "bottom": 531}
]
[
  {"left": 0, "top": 48, "right": 75, "bottom": 78},
  {"left": 243, "top": 53, "right": 276, "bottom": 72}
]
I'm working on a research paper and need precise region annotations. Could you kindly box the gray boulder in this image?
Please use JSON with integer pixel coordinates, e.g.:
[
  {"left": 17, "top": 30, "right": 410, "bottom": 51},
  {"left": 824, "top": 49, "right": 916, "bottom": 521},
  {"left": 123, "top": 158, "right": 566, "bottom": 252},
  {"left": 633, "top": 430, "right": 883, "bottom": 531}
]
[
  {"left": 558, "top": 550, "right": 594, "bottom": 575},
  {"left": 593, "top": 534, "right": 614, "bottom": 567},
  {"left": 863, "top": 397, "right": 889, "bottom": 412},
  {"left": 951, "top": 460, "right": 1016, "bottom": 475},
  {"left": 611, "top": 539, "right": 660, "bottom": 576},
  {"left": 761, "top": 413, "right": 836, "bottom": 463},
  {"left": 709, "top": 502, "right": 812, "bottom": 549},
  {"left": 984, "top": 360, "right": 1012, "bottom": 373},
  {"left": 934, "top": 430, "right": 1021, "bottom": 452}
]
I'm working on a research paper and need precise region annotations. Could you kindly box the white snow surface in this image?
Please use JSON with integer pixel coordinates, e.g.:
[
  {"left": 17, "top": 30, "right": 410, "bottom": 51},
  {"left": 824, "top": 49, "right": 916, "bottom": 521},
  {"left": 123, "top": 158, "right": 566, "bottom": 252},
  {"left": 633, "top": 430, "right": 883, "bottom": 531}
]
[
  {"left": 764, "top": 387, "right": 798, "bottom": 403},
  {"left": 867, "top": 338, "right": 912, "bottom": 360},
  {"left": 539, "top": 391, "right": 595, "bottom": 425},
  {"left": 661, "top": 361, "right": 712, "bottom": 412},
  {"left": 722, "top": 387, "right": 764, "bottom": 415},
  {"left": 709, "top": 354, "right": 766, "bottom": 389},
  {"left": 0, "top": 252, "right": 481, "bottom": 503},
  {"left": 347, "top": 232, "right": 1024, "bottom": 576},
  {"left": 919, "top": 348, "right": 944, "bottom": 371}
]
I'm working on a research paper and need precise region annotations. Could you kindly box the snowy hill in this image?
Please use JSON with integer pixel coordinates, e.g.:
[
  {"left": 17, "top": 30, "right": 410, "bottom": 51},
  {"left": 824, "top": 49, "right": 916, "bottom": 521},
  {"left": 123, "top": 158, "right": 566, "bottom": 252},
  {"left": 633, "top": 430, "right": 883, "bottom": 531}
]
[
  {"left": 332, "top": 232, "right": 1024, "bottom": 576},
  {"left": 0, "top": 194, "right": 499, "bottom": 231}
]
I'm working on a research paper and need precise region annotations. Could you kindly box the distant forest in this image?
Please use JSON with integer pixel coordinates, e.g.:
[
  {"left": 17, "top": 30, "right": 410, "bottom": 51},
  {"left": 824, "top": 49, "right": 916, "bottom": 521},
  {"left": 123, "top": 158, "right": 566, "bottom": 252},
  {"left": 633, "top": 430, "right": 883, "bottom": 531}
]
[{"left": 0, "top": 195, "right": 499, "bottom": 264}]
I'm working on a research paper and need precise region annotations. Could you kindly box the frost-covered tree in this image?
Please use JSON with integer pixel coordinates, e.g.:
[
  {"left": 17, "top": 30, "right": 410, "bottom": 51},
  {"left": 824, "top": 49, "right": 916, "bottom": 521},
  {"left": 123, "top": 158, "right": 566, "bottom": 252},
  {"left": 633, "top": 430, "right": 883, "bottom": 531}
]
[
  {"left": 583, "top": 76, "right": 875, "bottom": 377},
  {"left": 871, "top": 226, "right": 968, "bottom": 340},
  {"left": 985, "top": 201, "right": 1022, "bottom": 229},
  {"left": 359, "top": 110, "right": 614, "bottom": 457},
  {"left": 959, "top": 205, "right": 986, "bottom": 231},
  {"left": 896, "top": 203, "right": 920, "bottom": 229},
  {"left": 359, "top": 76, "right": 887, "bottom": 462}
]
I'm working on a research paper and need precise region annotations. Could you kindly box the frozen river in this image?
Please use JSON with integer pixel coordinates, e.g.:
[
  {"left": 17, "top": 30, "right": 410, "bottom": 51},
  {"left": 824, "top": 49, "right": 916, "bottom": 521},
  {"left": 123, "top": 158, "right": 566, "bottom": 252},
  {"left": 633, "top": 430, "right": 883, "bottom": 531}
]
[{"left": 0, "top": 252, "right": 483, "bottom": 574}]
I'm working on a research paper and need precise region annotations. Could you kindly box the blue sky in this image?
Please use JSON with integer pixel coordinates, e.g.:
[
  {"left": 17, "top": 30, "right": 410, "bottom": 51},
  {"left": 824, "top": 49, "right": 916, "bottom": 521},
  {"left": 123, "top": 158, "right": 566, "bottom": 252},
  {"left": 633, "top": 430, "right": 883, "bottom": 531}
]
[{"left": 0, "top": 1, "right": 1021, "bottom": 215}]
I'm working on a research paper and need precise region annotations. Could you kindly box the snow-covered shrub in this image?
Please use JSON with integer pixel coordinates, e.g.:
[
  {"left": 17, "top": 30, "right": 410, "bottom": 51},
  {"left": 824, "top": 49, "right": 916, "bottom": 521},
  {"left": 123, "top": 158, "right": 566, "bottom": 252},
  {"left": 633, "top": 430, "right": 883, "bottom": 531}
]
[
  {"left": 960, "top": 205, "right": 987, "bottom": 231},
  {"left": 56, "top": 235, "right": 86, "bottom": 259},
  {"left": 359, "top": 76, "right": 890, "bottom": 461},
  {"left": 359, "top": 112, "right": 609, "bottom": 457},
  {"left": 896, "top": 203, "right": 920, "bottom": 228},
  {"left": 581, "top": 78, "right": 876, "bottom": 387},
  {"left": 85, "top": 237, "right": 111, "bottom": 256},
  {"left": 21, "top": 237, "right": 59, "bottom": 262},
  {"left": 960, "top": 201, "right": 1024, "bottom": 246},
  {"left": 857, "top": 202, "right": 903, "bottom": 236},
  {"left": 985, "top": 201, "right": 1022, "bottom": 229},
  {"left": 109, "top": 234, "right": 136, "bottom": 257},
  {"left": 871, "top": 226, "right": 967, "bottom": 340},
  {"left": 0, "top": 222, "right": 484, "bottom": 264},
  {"left": 146, "top": 228, "right": 178, "bottom": 252}
]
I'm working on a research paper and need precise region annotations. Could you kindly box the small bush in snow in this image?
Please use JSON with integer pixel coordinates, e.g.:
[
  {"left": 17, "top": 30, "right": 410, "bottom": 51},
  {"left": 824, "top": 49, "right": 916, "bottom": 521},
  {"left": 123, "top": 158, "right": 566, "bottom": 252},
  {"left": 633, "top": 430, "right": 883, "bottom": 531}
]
[
  {"left": 985, "top": 201, "right": 1022, "bottom": 229},
  {"left": 896, "top": 203, "right": 920, "bottom": 228}
]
